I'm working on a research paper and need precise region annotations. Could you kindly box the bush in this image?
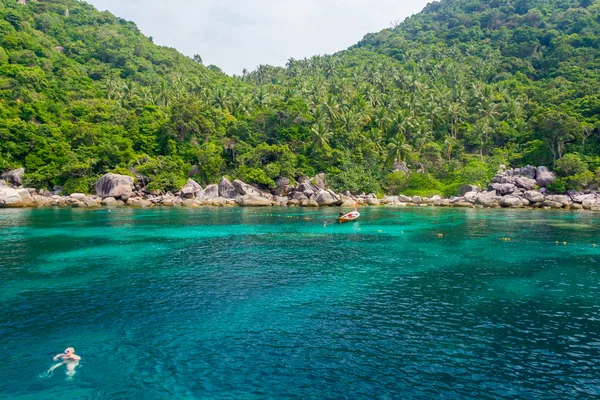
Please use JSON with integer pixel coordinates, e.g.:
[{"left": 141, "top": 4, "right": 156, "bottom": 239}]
[
  {"left": 109, "top": 166, "right": 135, "bottom": 177},
  {"left": 327, "top": 163, "right": 382, "bottom": 194},
  {"left": 145, "top": 173, "right": 187, "bottom": 193},
  {"left": 549, "top": 169, "right": 595, "bottom": 193},
  {"left": 555, "top": 154, "right": 588, "bottom": 177},
  {"left": 62, "top": 176, "right": 96, "bottom": 195},
  {"left": 547, "top": 178, "right": 567, "bottom": 193},
  {"left": 460, "top": 160, "right": 492, "bottom": 185},
  {"left": 401, "top": 173, "right": 444, "bottom": 197},
  {"left": 136, "top": 156, "right": 188, "bottom": 193},
  {"left": 442, "top": 182, "right": 463, "bottom": 197},
  {"left": 384, "top": 171, "right": 410, "bottom": 195},
  {"left": 236, "top": 166, "right": 275, "bottom": 189}
]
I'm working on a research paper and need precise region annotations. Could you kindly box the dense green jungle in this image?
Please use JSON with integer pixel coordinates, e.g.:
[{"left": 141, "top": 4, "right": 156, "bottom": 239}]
[{"left": 0, "top": 0, "right": 599, "bottom": 196}]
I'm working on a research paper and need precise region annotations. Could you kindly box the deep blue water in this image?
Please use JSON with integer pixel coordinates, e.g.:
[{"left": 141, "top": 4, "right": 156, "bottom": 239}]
[{"left": 1, "top": 207, "right": 599, "bottom": 399}]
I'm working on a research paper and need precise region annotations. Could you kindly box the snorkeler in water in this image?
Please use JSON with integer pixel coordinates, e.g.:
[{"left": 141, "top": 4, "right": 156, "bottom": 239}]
[{"left": 48, "top": 347, "right": 81, "bottom": 379}]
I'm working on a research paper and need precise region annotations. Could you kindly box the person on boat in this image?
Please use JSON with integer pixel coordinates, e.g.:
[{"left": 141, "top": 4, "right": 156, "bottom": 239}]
[
  {"left": 49, "top": 347, "right": 81, "bottom": 378},
  {"left": 339, "top": 211, "right": 345, "bottom": 217}
]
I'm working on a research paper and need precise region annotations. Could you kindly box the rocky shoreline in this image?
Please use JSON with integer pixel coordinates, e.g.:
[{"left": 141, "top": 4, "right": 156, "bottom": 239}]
[{"left": 1, "top": 166, "right": 600, "bottom": 211}]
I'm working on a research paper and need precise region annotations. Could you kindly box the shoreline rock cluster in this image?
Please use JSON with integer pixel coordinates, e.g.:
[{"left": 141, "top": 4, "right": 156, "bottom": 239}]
[{"left": 1, "top": 166, "right": 600, "bottom": 211}]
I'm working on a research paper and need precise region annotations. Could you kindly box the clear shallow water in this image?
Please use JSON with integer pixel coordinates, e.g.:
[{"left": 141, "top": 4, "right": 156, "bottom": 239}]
[{"left": 1, "top": 207, "right": 599, "bottom": 399}]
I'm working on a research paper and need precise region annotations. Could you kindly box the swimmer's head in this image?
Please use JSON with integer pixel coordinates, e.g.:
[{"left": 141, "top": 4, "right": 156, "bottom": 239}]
[{"left": 64, "top": 347, "right": 74, "bottom": 354}]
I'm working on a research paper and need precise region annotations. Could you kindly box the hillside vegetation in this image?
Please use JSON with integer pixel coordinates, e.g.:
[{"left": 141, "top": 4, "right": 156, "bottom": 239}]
[{"left": 1, "top": 0, "right": 599, "bottom": 195}]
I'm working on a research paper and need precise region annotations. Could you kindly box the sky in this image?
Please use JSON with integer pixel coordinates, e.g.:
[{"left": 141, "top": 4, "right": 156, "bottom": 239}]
[{"left": 86, "top": 0, "right": 433, "bottom": 76}]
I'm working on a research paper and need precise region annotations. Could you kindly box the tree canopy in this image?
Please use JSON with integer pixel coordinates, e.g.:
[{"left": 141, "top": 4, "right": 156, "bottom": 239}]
[{"left": 1, "top": 0, "right": 599, "bottom": 195}]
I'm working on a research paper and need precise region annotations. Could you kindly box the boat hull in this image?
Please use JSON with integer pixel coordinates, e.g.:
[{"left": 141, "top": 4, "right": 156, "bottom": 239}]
[{"left": 338, "top": 211, "right": 360, "bottom": 223}]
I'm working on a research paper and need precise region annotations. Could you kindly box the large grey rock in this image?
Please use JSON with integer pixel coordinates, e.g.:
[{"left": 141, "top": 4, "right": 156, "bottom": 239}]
[
  {"left": 219, "top": 177, "right": 241, "bottom": 199},
  {"left": 500, "top": 196, "right": 524, "bottom": 208},
  {"left": 476, "top": 193, "right": 500, "bottom": 208},
  {"left": 460, "top": 185, "right": 479, "bottom": 196},
  {"left": 0, "top": 187, "right": 24, "bottom": 207},
  {"left": 239, "top": 195, "right": 272, "bottom": 207},
  {"left": 313, "top": 176, "right": 325, "bottom": 190},
  {"left": 274, "top": 177, "right": 293, "bottom": 196},
  {"left": 546, "top": 195, "right": 570, "bottom": 207},
  {"left": 233, "top": 180, "right": 273, "bottom": 201},
  {"left": 412, "top": 196, "right": 423, "bottom": 204},
  {"left": 582, "top": 199, "right": 599, "bottom": 210},
  {"left": 491, "top": 183, "right": 516, "bottom": 196},
  {"left": 463, "top": 191, "right": 478, "bottom": 203},
  {"left": 454, "top": 201, "right": 475, "bottom": 208},
  {"left": 382, "top": 196, "right": 399, "bottom": 204},
  {"left": 524, "top": 191, "right": 545, "bottom": 203},
  {"left": 571, "top": 194, "right": 596, "bottom": 203},
  {"left": 100, "top": 197, "right": 119, "bottom": 206},
  {"left": 297, "top": 182, "right": 317, "bottom": 194},
  {"left": 300, "top": 199, "right": 319, "bottom": 207},
  {"left": 398, "top": 195, "right": 413, "bottom": 202},
  {"left": 1, "top": 168, "right": 25, "bottom": 187},
  {"left": 315, "top": 190, "right": 340, "bottom": 206},
  {"left": 535, "top": 166, "right": 555, "bottom": 188},
  {"left": 127, "top": 198, "right": 153, "bottom": 208},
  {"left": 500, "top": 176, "right": 517, "bottom": 184},
  {"left": 542, "top": 200, "right": 564, "bottom": 209},
  {"left": 276, "top": 177, "right": 290, "bottom": 188},
  {"left": 95, "top": 173, "right": 134, "bottom": 199},
  {"left": 520, "top": 165, "right": 537, "bottom": 179},
  {"left": 341, "top": 199, "right": 357, "bottom": 208},
  {"left": 273, "top": 196, "right": 288, "bottom": 207},
  {"left": 514, "top": 177, "right": 537, "bottom": 190},
  {"left": 435, "top": 199, "right": 452, "bottom": 207},
  {"left": 180, "top": 179, "right": 202, "bottom": 199},
  {"left": 291, "top": 192, "right": 308, "bottom": 201},
  {"left": 365, "top": 197, "right": 380, "bottom": 206},
  {"left": 196, "top": 184, "right": 219, "bottom": 202}
]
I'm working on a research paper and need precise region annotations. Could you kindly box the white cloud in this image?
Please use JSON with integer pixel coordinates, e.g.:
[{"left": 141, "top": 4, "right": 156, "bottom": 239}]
[{"left": 86, "top": 0, "right": 432, "bottom": 75}]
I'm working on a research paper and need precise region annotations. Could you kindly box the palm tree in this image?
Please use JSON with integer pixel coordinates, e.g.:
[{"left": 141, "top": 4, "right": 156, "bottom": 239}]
[
  {"left": 310, "top": 122, "right": 333, "bottom": 152},
  {"left": 368, "top": 127, "right": 385, "bottom": 155},
  {"left": 104, "top": 76, "right": 118, "bottom": 100},
  {"left": 322, "top": 93, "right": 340, "bottom": 123},
  {"left": 253, "top": 88, "right": 269, "bottom": 109},
  {"left": 387, "top": 133, "right": 413, "bottom": 167},
  {"left": 212, "top": 88, "right": 230, "bottom": 112},
  {"left": 447, "top": 101, "right": 465, "bottom": 139}
]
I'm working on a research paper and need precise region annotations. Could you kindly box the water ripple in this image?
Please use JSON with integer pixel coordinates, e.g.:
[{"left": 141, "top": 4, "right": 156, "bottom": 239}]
[{"left": 0, "top": 207, "right": 599, "bottom": 398}]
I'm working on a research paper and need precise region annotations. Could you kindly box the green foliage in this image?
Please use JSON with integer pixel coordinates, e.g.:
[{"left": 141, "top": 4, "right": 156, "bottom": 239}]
[
  {"left": 236, "top": 166, "right": 275, "bottom": 189},
  {"left": 547, "top": 178, "right": 567, "bottom": 193},
  {"left": 384, "top": 171, "right": 410, "bottom": 195},
  {"left": 555, "top": 153, "right": 588, "bottom": 177},
  {"left": 136, "top": 156, "right": 187, "bottom": 193},
  {"left": 401, "top": 173, "right": 444, "bottom": 197},
  {"left": 327, "top": 162, "right": 382, "bottom": 194},
  {"left": 194, "top": 142, "right": 225, "bottom": 186},
  {"left": 1, "top": 0, "right": 599, "bottom": 195},
  {"left": 109, "top": 166, "right": 135, "bottom": 178},
  {"left": 459, "top": 161, "right": 492, "bottom": 186},
  {"left": 62, "top": 176, "right": 96, "bottom": 195},
  {"left": 550, "top": 170, "right": 595, "bottom": 192}
]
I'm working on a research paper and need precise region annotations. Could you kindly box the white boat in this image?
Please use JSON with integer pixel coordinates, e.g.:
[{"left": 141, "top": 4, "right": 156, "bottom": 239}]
[{"left": 338, "top": 209, "right": 360, "bottom": 223}]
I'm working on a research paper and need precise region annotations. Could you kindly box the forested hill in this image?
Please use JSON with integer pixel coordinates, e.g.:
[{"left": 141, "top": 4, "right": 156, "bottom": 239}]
[
  {"left": 1, "top": 0, "right": 599, "bottom": 196},
  {"left": 357, "top": 0, "right": 600, "bottom": 102}
]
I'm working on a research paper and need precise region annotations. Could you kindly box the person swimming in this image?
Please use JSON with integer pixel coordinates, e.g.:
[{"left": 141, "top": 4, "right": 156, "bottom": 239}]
[{"left": 48, "top": 347, "right": 81, "bottom": 379}]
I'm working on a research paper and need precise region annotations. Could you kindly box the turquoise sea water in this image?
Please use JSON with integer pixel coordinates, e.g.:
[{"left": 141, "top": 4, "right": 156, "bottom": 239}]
[{"left": 1, "top": 207, "right": 599, "bottom": 399}]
